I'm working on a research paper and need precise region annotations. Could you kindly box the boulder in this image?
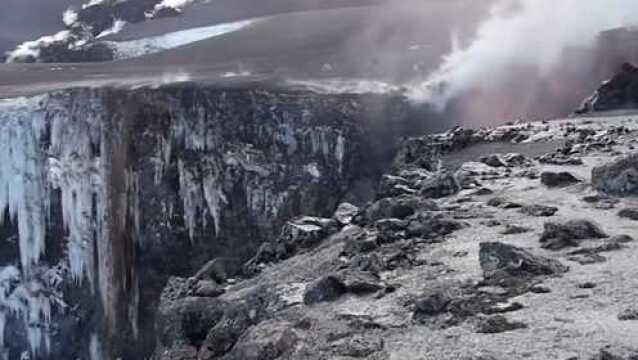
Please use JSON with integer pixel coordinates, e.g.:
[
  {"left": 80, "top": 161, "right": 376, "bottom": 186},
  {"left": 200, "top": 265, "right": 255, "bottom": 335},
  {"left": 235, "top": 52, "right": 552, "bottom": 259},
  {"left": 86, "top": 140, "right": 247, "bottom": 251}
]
[
  {"left": 375, "top": 218, "right": 409, "bottom": 244},
  {"left": 303, "top": 270, "right": 383, "bottom": 304},
  {"left": 199, "top": 305, "right": 256, "bottom": 359},
  {"left": 194, "top": 258, "right": 228, "bottom": 283},
  {"left": 419, "top": 171, "right": 461, "bottom": 198},
  {"left": 156, "top": 297, "right": 226, "bottom": 352},
  {"left": 540, "top": 171, "right": 580, "bottom": 187},
  {"left": 332, "top": 335, "right": 384, "bottom": 358},
  {"left": 618, "top": 208, "right": 638, "bottom": 221},
  {"left": 413, "top": 291, "right": 453, "bottom": 318},
  {"left": 377, "top": 174, "right": 418, "bottom": 198},
  {"left": 333, "top": 203, "right": 360, "bottom": 225},
  {"left": 480, "top": 154, "right": 508, "bottom": 167},
  {"left": 406, "top": 213, "right": 464, "bottom": 239},
  {"left": 539, "top": 220, "right": 608, "bottom": 250},
  {"left": 364, "top": 195, "right": 438, "bottom": 223},
  {"left": 219, "top": 320, "right": 298, "bottom": 360},
  {"left": 592, "top": 153, "right": 638, "bottom": 195},
  {"left": 243, "top": 216, "right": 340, "bottom": 274},
  {"left": 479, "top": 242, "right": 569, "bottom": 280}
]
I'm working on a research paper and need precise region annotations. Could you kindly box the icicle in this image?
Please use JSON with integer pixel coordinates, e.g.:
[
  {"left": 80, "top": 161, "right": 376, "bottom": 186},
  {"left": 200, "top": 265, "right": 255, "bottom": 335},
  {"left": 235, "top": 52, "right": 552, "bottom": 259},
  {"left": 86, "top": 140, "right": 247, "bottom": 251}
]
[
  {"left": 89, "top": 333, "right": 103, "bottom": 360},
  {"left": 0, "top": 96, "right": 48, "bottom": 275}
]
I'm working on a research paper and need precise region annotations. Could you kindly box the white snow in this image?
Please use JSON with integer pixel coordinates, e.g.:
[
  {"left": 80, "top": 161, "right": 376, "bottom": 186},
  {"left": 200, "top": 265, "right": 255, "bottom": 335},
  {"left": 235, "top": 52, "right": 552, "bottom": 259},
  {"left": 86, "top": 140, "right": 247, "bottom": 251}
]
[
  {"left": 82, "top": 0, "right": 110, "bottom": 9},
  {"left": 108, "top": 19, "right": 255, "bottom": 59},
  {"left": 152, "top": 0, "right": 197, "bottom": 15},
  {"left": 63, "top": 9, "right": 79, "bottom": 27},
  {"left": 96, "top": 19, "right": 126, "bottom": 39},
  {"left": 5, "top": 31, "right": 72, "bottom": 63}
]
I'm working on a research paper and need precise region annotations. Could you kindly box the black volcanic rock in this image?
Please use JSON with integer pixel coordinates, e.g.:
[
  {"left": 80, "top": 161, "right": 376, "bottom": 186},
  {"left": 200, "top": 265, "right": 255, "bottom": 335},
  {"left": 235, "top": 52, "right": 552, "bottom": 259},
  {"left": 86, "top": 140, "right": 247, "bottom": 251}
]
[
  {"left": 593, "top": 153, "right": 638, "bottom": 195},
  {"left": 577, "top": 63, "right": 638, "bottom": 114},
  {"left": 479, "top": 242, "right": 569, "bottom": 280},
  {"left": 540, "top": 220, "right": 608, "bottom": 250},
  {"left": 540, "top": 171, "right": 580, "bottom": 187}
]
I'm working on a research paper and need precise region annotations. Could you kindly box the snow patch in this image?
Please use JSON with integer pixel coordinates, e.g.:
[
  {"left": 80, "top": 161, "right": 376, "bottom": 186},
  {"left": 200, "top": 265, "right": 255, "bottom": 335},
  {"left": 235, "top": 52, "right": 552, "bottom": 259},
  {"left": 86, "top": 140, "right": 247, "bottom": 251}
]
[
  {"left": 5, "top": 31, "right": 72, "bottom": 63},
  {"left": 63, "top": 9, "right": 79, "bottom": 27},
  {"left": 108, "top": 19, "right": 254, "bottom": 59},
  {"left": 287, "top": 79, "right": 402, "bottom": 95},
  {"left": 96, "top": 19, "right": 126, "bottom": 39},
  {"left": 152, "top": 0, "right": 197, "bottom": 15}
]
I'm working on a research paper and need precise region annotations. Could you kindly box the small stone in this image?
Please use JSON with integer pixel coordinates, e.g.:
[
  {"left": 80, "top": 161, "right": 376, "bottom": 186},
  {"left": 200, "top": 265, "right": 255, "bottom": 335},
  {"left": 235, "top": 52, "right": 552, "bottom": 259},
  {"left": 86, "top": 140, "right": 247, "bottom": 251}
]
[
  {"left": 485, "top": 302, "right": 524, "bottom": 314},
  {"left": 487, "top": 197, "right": 522, "bottom": 209},
  {"left": 476, "top": 315, "right": 527, "bottom": 334},
  {"left": 520, "top": 204, "right": 559, "bottom": 217},
  {"left": 414, "top": 291, "right": 453, "bottom": 317},
  {"left": 595, "top": 344, "right": 638, "bottom": 359},
  {"left": 500, "top": 224, "right": 531, "bottom": 235},
  {"left": 529, "top": 284, "right": 552, "bottom": 294},
  {"left": 618, "top": 307, "right": 638, "bottom": 321},
  {"left": 578, "top": 282, "right": 597, "bottom": 289},
  {"left": 618, "top": 208, "right": 638, "bottom": 221},
  {"left": 611, "top": 234, "right": 634, "bottom": 243},
  {"left": 481, "top": 154, "right": 508, "bottom": 167},
  {"left": 567, "top": 253, "right": 607, "bottom": 265},
  {"left": 332, "top": 335, "right": 384, "bottom": 358}
]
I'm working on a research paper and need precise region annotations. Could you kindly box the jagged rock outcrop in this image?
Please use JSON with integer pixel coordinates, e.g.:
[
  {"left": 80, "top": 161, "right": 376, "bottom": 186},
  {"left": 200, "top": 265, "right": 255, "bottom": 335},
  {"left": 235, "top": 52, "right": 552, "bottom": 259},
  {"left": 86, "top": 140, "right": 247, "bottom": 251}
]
[
  {"left": 576, "top": 63, "right": 638, "bottom": 114},
  {"left": 149, "top": 117, "right": 638, "bottom": 359}
]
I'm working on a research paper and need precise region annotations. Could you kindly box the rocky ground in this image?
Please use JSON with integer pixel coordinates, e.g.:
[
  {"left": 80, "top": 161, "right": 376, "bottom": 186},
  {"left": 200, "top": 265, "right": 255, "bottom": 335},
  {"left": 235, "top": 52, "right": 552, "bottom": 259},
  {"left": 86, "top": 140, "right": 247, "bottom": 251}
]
[{"left": 155, "top": 114, "right": 638, "bottom": 360}]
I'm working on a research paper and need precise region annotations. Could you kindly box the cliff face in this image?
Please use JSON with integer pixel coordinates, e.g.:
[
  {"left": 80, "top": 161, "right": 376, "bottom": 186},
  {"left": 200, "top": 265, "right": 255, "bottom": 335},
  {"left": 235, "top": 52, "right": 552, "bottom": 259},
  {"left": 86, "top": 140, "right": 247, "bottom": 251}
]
[
  {"left": 0, "top": 86, "right": 410, "bottom": 359},
  {"left": 576, "top": 63, "right": 638, "bottom": 114}
]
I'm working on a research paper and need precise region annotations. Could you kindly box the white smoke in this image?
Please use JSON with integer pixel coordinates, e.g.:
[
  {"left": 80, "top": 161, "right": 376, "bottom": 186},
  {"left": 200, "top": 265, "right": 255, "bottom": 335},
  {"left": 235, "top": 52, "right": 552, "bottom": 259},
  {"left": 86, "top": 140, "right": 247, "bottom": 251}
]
[{"left": 410, "top": 0, "right": 638, "bottom": 108}]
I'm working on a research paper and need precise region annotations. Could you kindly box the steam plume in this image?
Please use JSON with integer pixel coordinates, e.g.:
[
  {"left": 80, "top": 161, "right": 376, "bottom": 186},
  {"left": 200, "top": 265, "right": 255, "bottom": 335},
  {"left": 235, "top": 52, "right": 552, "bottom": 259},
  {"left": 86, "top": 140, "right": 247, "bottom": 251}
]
[{"left": 411, "top": 0, "right": 638, "bottom": 112}]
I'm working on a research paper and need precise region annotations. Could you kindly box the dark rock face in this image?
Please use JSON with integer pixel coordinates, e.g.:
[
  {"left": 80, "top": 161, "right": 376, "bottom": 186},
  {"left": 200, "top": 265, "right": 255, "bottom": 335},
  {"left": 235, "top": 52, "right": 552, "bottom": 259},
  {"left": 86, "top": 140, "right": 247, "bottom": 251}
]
[
  {"left": 479, "top": 242, "right": 569, "bottom": 280},
  {"left": 593, "top": 154, "right": 638, "bottom": 195},
  {"left": 0, "top": 86, "right": 411, "bottom": 359},
  {"left": 539, "top": 220, "right": 608, "bottom": 250},
  {"left": 576, "top": 63, "right": 638, "bottom": 114}
]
